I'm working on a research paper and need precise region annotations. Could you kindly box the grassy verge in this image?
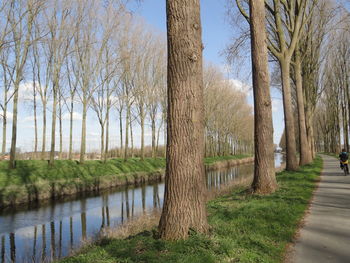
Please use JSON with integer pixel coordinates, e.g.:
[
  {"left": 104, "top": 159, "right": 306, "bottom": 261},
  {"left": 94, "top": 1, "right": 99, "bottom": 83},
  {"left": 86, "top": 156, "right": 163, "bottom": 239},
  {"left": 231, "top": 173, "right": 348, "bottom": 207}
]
[
  {"left": 0, "top": 155, "right": 253, "bottom": 188},
  {"left": 59, "top": 156, "right": 322, "bottom": 263},
  {"left": 0, "top": 158, "right": 166, "bottom": 189}
]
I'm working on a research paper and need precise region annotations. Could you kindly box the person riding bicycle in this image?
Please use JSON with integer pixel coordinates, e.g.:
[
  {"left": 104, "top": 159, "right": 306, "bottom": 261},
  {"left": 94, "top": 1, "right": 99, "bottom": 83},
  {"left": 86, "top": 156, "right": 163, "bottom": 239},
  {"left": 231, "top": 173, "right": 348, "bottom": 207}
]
[{"left": 339, "top": 149, "right": 349, "bottom": 169}]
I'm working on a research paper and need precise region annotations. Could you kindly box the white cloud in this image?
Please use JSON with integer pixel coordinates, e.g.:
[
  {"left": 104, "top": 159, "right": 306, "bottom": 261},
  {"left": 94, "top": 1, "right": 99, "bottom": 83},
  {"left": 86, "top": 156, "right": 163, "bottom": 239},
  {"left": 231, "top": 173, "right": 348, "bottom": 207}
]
[
  {"left": 16, "top": 81, "right": 51, "bottom": 104},
  {"left": 88, "top": 131, "right": 100, "bottom": 137},
  {"left": 0, "top": 111, "right": 13, "bottom": 121},
  {"left": 62, "top": 112, "right": 82, "bottom": 121},
  {"left": 229, "top": 79, "right": 252, "bottom": 96},
  {"left": 272, "top": 98, "right": 283, "bottom": 112},
  {"left": 21, "top": 114, "right": 44, "bottom": 123},
  {"left": 18, "top": 82, "right": 35, "bottom": 102}
]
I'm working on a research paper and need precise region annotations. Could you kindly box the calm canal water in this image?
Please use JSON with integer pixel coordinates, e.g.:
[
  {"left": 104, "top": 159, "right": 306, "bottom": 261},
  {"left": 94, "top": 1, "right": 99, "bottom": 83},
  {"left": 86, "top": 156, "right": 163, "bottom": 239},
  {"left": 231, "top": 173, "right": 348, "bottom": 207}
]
[{"left": 0, "top": 154, "right": 283, "bottom": 263}]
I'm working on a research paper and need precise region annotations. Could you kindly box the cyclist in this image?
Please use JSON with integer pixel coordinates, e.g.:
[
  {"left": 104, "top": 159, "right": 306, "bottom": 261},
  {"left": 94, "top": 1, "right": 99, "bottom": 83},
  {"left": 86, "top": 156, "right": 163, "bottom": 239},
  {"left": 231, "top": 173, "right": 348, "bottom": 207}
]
[{"left": 339, "top": 149, "right": 349, "bottom": 170}]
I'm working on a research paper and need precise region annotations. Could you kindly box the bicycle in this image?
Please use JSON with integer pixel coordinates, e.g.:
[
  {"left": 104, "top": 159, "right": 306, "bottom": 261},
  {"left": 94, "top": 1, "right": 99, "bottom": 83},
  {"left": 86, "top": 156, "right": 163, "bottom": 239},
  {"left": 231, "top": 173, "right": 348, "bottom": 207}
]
[{"left": 341, "top": 160, "right": 349, "bottom": 176}]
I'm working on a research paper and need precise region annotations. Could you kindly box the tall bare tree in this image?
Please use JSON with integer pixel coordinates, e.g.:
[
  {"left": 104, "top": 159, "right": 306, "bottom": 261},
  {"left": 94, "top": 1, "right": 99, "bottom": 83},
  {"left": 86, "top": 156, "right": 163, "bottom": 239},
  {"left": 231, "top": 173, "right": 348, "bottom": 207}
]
[
  {"left": 46, "top": 0, "right": 73, "bottom": 165},
  {"left": 0, "top": 50, "right": 14, "bottom": 157},
  {"left": 8, "top": 0, "right": 43, "bottom": 168},
  {"left": 249, "top": 0, "right": 277, "bottom": 193},
  {"left": 0, "top": 1, "right": 15, "bottom": 157},
  {"left": 65, "top": 54, "right": 79, "bottom": 160}
]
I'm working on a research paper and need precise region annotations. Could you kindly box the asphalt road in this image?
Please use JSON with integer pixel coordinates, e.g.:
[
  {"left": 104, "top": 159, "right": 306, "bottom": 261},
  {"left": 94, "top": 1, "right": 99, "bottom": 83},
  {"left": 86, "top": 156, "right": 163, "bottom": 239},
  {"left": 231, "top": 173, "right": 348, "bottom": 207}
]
[{"left": 288, "top": 154, "right": 350, "bottom": 263}]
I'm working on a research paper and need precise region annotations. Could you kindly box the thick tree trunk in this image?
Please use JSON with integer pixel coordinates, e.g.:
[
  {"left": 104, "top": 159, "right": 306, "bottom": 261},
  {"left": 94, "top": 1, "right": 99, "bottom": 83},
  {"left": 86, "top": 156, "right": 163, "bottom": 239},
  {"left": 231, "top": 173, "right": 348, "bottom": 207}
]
[
  {"left": 159, "top": 0, "right": 208, "bottom": 240},
  {"left": 49, "top": 84, "right": 58, "bottom": 166},
  {"left": 80, "top": 99, "right": 87, "bottom": 164},
  {"left": 295, "top": 50, "right": 312, "bottom": 165},
  {"left": 163, "top": 110, "right": 167, "bottom": 157},
  {"left": 346, "top": 81, "right": 350, "bottom": 151},
  {"left": 280, "top": 59, "right": 298, "bottom": 170},
  {"left": 9, "top": 80, "right": 20, "bottom": 169}
]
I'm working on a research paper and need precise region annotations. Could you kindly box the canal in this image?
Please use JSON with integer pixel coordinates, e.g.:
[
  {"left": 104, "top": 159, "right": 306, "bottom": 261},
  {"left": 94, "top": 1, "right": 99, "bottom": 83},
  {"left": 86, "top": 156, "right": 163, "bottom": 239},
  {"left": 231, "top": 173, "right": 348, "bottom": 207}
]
[{"left": 0, "top": 154, "right": 283, "bottom": 262}]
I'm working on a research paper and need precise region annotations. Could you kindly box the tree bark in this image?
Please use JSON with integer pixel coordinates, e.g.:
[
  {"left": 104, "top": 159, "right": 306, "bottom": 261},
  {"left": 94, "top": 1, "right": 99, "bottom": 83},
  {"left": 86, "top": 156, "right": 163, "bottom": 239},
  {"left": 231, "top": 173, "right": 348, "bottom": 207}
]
[
  {"left": 280, "top": 59, "right": 298, "bottom": 170},
  {"left": 346, "top": 79, "right": 350, "bottom": 151},
  {"left": 158, "top": 0, "right": 208, "bottom": 240},
  {"left": 163, "top": 109, "right": 167, "bottom": 157},
  {"left": 294, "top": 49, "right": 312, "bottom": 165}
]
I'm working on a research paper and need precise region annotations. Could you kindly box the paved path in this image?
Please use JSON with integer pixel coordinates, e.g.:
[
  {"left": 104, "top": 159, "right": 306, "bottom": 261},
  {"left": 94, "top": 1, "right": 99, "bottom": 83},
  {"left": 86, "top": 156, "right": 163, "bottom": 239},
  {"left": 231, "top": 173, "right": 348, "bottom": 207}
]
[{"left": 288, "top": 154, "right": 350, "bottom": 263}]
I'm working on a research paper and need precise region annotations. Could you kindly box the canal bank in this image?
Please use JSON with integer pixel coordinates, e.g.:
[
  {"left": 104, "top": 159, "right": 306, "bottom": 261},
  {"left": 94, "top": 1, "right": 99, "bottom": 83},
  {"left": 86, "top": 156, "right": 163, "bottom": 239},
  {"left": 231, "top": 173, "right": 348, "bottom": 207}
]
[{"left": 0, "top": 155, "right": 253, "bottom": 208}]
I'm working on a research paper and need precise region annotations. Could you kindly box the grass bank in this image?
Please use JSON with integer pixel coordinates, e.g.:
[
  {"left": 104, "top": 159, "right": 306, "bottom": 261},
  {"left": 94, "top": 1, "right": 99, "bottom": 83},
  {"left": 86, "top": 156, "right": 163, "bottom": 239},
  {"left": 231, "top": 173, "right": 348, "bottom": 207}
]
[
  {"left": 59, "top": 156, "right": 322, "bottom": 263},
  {"left": 0, "top": 154, "right": 252, "bottom": 208}
]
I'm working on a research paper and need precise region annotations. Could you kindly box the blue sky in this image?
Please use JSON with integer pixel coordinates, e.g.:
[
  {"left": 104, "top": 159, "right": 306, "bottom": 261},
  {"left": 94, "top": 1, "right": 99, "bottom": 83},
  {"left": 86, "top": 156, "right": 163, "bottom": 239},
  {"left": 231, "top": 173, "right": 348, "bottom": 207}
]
[{"left": 131, "top": 0, "right": 284, "bottom": 145}]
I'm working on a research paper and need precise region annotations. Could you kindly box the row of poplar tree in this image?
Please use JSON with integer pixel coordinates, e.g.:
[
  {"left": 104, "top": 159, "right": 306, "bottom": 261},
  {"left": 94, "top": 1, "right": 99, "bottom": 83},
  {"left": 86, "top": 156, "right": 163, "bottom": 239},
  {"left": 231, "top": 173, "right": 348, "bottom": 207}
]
[
  {"left": 159, "top": 0, "right": 349, "bottom": 240},
  {"left": 0, "top": 0, "right": 254, "bottom": 168}
]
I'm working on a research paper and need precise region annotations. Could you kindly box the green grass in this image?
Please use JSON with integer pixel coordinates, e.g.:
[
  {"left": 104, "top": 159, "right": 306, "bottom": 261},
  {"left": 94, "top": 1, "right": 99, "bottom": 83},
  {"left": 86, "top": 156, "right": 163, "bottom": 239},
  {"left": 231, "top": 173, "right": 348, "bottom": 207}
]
[
  {"left": 0, "top": 155, "right": 252, "bottom": 189},
  {"left": 59, "top": 156, "right": 323, "bottom": 263},
  {"left": 0, "top": 158, "right": 166, "bottom": 189}
]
